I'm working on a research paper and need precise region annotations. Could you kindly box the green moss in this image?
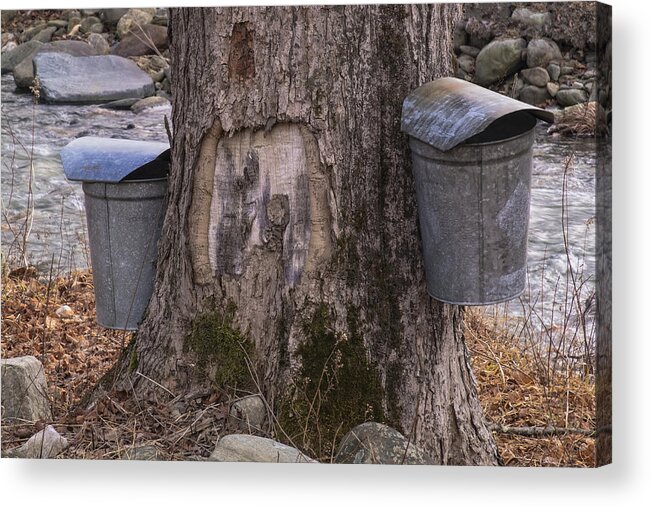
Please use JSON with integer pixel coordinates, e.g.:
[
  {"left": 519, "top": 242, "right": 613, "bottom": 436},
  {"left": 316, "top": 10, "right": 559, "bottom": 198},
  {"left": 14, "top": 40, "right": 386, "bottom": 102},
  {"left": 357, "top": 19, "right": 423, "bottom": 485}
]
[
  {"left": 184, "top": 306, "right": 254, "bottom": 390},
  {"left": 278, "top": 304, "right": 385, "bottom": 458}
]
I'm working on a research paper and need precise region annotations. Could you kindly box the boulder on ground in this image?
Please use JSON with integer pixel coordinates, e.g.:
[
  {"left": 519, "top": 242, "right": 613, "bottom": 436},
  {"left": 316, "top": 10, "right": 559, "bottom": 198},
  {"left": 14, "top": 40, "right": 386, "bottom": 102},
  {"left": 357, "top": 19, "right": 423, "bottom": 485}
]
[
  {"left": 13, "top": 40, "right": 99, "bottom": 89},
  {"left": 334, "top": 422, "right": 435, "bottom": 465},
  {"left": 4, "top": 425, "right": 68, "bottom": 459},
  {"left": 518, "top": 85, "right": 551, "bottom": 106},
  {"left": 556, "top": 88, "right": 589, "bottom": 107},
  {"left": 32, "top": 26, "right": 57, "bottom": 43},
  {"left": 474, "top": 38, "right": 526, "bottom": 86},
  {"left": 34, "top": 53, "right": 155, "bottom": 103},
  {"left": 520, "top": 66, "right": 550, "bottom": 87},
  {"left": 87, "top": 33, "right": 110, "bottom": 55},
  {"left": 1, "top": 40, "right": 43, "bottom": 74},
  {"left": 227, "top": 395, "right": 267, "bottom": 432},
  {"left": 1, "top": 356, "right": 52, "bottom": 423},
  {"left": 526, "top": 38, "right": 562, "bottom": 69},
  {"left": 112, "top": 24, "right": 168, "bottom": 58},
  {"left": 116, "top": 8, "right": 155, "bottom": 39},
  {"left": 209, "top": 434, "right": 316, "bottom": 463}
]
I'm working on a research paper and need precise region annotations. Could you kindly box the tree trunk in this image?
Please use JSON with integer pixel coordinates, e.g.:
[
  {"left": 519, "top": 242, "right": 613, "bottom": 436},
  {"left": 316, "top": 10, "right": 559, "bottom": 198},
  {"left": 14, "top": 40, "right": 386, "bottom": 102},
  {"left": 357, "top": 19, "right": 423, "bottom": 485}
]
[{"left": 115, "top": 5, "right": 500, "bottom": 465}]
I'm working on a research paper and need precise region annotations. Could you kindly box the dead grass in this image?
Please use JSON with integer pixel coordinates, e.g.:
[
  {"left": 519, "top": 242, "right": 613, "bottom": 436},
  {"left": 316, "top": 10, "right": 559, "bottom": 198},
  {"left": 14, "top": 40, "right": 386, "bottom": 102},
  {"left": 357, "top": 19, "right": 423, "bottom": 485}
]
[
  {"left": 1, "top": 268, "right": 595, "bottom": 465},
  {"left": 465, "top": 308, "right": 595, "bottom": 467}
]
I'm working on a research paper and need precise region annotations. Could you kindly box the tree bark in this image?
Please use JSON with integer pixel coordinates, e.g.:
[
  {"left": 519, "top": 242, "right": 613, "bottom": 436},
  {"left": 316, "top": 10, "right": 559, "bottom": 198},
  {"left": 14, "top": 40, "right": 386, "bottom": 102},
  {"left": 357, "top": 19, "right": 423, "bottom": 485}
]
[{"left": 115, "top": 5, "right": 500, "bottom": 465}]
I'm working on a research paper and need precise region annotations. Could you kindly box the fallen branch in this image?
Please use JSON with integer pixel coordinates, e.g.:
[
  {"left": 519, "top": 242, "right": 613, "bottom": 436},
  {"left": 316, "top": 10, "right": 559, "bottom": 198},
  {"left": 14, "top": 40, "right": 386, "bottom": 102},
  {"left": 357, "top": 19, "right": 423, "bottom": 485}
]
[{"left": 487, "top": 423, "right": 595, "bottom": 437}]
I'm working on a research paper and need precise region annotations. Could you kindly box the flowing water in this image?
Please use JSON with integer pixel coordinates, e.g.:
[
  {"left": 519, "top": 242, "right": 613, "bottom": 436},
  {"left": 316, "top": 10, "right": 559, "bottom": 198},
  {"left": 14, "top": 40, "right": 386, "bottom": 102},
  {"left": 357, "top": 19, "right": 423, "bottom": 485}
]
[{"left": 1, "top": 74, "right": 603, "bottom": 343}]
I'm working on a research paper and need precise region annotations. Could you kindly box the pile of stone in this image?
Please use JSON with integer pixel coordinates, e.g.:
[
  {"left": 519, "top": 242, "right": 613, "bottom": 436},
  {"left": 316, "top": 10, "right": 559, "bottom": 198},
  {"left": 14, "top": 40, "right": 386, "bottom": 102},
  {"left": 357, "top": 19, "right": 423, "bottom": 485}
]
[
  {"left": 1, "top": 8, "right": 171, "bottom": 108},
  {"left": 453, "top": 3, "right": 611, "bottom": 116}
]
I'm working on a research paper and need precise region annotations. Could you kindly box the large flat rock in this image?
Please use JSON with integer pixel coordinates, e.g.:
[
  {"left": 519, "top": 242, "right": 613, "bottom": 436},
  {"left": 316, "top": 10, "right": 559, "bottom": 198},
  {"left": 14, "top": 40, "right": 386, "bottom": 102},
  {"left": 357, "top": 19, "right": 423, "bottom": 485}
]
[
  {"left": 33, "top": 53, "right": 155, "bottom": 104},
  {"left": 209, "top": 434, "right": 316, "bottom": 463}
]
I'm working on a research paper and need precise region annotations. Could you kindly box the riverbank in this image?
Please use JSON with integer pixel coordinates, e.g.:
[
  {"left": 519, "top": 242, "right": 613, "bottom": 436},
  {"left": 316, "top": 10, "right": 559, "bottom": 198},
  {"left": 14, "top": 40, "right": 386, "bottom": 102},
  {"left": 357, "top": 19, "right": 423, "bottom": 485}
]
[{"left": 1, "top": 267, "right": 595, "bottom": 465}]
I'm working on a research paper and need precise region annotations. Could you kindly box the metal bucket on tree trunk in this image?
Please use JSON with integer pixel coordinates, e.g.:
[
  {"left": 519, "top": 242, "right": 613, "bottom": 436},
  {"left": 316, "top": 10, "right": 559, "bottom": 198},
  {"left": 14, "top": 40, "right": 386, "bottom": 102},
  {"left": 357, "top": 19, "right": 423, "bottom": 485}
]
[
  {"left": 61, "top": 137, "right": 170, "bottom": 330},
  {"left": 401, "top": 78, "right": 554, "bottom": 305}
]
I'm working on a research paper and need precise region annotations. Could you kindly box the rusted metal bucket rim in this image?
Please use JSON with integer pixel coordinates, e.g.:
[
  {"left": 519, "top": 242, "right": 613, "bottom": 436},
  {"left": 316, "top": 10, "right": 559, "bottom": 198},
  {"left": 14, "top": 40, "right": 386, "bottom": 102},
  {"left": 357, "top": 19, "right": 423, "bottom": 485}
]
[{"left": 426, "top": 288, "right": 526, "bottom": 306}]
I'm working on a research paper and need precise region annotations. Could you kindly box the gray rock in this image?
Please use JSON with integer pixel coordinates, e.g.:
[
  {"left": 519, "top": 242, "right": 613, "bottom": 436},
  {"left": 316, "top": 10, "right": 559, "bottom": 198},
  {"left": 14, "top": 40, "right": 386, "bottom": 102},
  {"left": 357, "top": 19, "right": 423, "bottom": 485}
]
[
  {"left": 81, "top": 9, "right": 99, "bottom": 17},
  {"left": 131, "top": 95, "right": 171, "bottom": 113},
  {"left": 209, "top": 435, "right": 316, "bottom": 463},
  {"left": 80, "top": 16, "right": 101, "bottom": 34},
  {"left": 520, "top": 66, "right": 550, "bottom": 87},
  {"left": 556, "top": 88, "right": 588, "bottom": 107},
  {"left": 151, "top": 8, "right": 169, "bottom": 27},
  {"left": 457, "top": 54, "right": 475, "bottom": 74},
  {"left": 121, "top": 445, "right": 164, "bottom": 461},
  {"left": 99, "top": 97, "right": 142, "bottom": 110},
  {"left": 32, "top": 26, "right": 57, "bottom": 43},
  {"left": 117, "top": 9, "right": 155, "bottom": 39},
  {"left": 228, "top": 395, "right": 267, "bottom": 432},
  {"left": 547, "top": 62, "right": 561, "bottom": 81},
  {"left": 334, "top": 422, "right": 435, "bottom": 465},
  {"left": 1, "top": 40, "right": 43, "bottom": 74},
  {"left": 459, "top": 45, "right": 480, "bottom": 57},
  {"left": 1, "top": 356, "right": 52, "bottom": 422},
  {"left": 34, "top": 53, "right": 155, "bottom": 103},
  {"left": 526, "top": 38, "right": 562, "bottom": 69},
  {"left": 2, "top": 41, "right": 18, "bottom": 53},
  {"left": 19, "top": 23, "right": 47, "bottom": 43},
  {"left": 474, "top": 38, "right": 526, "bottom": 86},
  {"left": 511, "top": 8, "right": 552, "bottom": 28},
  {"left": 546, "top": 81, "right": 560, "bottom": 97},
  {"left": 518, "top": 85, "right": 551, "bottom": 106},
  {"left": 100, "top": 9, "right": 130, "bottom": 26},
  {"left": 152, "top": 69, "right": 165, "bottom": 82},
  {"left": 66, "top": 10, "right": 82, "bottom": 21},
  {"left": 560, "top": 65, "right": 575, "bottom": 76},
  {"left": 112, "top": 24, "right": 168, "bottom": 58},
  {"left": 89, "top": 23, "right": 105, "bottom": 34},
  {"left": 47, "top": 20, "right": 69, "bottom": 29},
  {"left": 452, "top": 21, "right": 467, "bottom": 52},
  {"left": 4, "top": 425, "right": 68, "bottom": 459},
  {"left": 14, "top": 41, "right": 99, "bottom": 90},
  {"left": 87, "top": 33, "right": 110, "bottom": 55}
]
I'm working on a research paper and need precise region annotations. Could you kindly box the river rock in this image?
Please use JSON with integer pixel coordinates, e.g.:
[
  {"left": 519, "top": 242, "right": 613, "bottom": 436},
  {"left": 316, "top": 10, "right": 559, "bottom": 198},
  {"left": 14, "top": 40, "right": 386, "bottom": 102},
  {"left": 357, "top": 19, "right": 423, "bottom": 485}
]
[
  {"left": 87, "top": 33, "right": 110, "bottom": 55},
  {"left": 5, "top": 425, "right": 68, "bottom": 459},
  {"left": 131, "top": 95, "right": 171, "bottom": 113},
  {"left": 14, "top": 41, "right": 100, "bottom": 90},
  {"left": 452, "top": 21, "right": 467, "bottom": 53},
  {"left": 556, "top": 88, "right": 588, "bottom": 107},
  {"left": 151, "top": 8, "right": 169, "bottom": 27},
  {"left": 99, "top": 98, "right": 142, "bottom": 110},
  {"left": 1, "top": 40, "right": 43, "bottom": 74},
  {"left": 19, "top": 23, "right": 47, "bottom": 43},
  {"left": 1, "top": 356, "right": 52, "bottom": 422},
  {"left": 228, "top": 395, "right": 267, "bottom": 432},
  {"left": 32, "top": 26, "right": 57, "bottom": 43},
  {"left": 511, "top": 7, "right": 552, "bottom": 28},
  {"left": 457, "top": 54, "right": 475, "bottom": 74},
  {"left": 520, "top": 66, "right": 550, "bottom": 87},
  {"left": 526, "top": 38, "right": 562, "bottom": 69},
  {"left": 100, "top": 8, "right": 130, "bottom": 26},
  {"left": 34, "top": 53, "right": 155, "bottom": 103},
  {"left": 112, "top": 24, "right": 168, "bottom": 58},
  {"left": 459, "top": 45, "right": 480, "bottom": 58},
  {"left": 47, "top": 20, "right": 69, "bottom": 29},
  {"left": 518, "top": 85, "right": 551, "bottom": 106},
  {"left": 80, "top": 16, "right": 101, "bottom": 34},
  {"left": 547, "top": 62, "right": 561, "bottom": 81},
  {"left": 334, "top": 422, "right": 435, "bottom": 465},
  {"left": 209, "top": 435, "right": 316, "bottom": 463},
  {"left": 546, "top": 81, "right": 560, "bottom": 97},
  {"left": 474, "top": 37, "right": 526, "bottom": 86},
  {"left": 117, "top": 9, "right": 155, "bottom": 39}
]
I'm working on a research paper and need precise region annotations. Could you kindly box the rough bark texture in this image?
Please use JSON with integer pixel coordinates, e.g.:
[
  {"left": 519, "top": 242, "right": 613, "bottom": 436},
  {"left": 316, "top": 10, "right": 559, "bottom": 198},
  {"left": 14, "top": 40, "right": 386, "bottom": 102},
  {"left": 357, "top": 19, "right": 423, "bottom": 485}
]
[{"left": 117, "top": 5, "right": 500, "bottom": 465}]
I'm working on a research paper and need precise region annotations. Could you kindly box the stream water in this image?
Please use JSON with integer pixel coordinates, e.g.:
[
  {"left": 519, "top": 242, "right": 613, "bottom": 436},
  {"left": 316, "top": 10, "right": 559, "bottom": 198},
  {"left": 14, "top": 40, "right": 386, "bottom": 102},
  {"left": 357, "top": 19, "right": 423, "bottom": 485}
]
[{"left": 1, "top": 73, "right": 602, "bottom": 342}]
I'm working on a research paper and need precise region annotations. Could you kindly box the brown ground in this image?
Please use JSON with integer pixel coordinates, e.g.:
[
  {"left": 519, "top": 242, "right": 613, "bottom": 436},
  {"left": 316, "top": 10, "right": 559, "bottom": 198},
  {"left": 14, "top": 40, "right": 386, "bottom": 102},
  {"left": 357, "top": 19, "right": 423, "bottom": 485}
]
[{"left": 0, "top": 268, "right": 595, "bottom": 465}]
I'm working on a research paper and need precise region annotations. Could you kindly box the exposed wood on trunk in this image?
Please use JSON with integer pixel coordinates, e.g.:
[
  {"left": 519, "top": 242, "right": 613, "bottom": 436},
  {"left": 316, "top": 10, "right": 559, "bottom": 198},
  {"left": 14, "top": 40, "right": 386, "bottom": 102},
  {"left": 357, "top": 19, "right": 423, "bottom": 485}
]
[{"left": 116, "top": 5, "right": 500, "bottom": 465}]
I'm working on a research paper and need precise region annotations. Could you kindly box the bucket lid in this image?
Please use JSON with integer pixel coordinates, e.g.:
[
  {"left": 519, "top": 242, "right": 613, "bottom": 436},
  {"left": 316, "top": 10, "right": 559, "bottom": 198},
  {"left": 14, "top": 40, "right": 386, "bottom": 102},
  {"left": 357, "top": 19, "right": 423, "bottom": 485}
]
[
  {"left": 61, "top": 137, "right": 170, "bottom": 183},
  {"left": 401, "top": 77, "right": 554, "bottom": 151}
]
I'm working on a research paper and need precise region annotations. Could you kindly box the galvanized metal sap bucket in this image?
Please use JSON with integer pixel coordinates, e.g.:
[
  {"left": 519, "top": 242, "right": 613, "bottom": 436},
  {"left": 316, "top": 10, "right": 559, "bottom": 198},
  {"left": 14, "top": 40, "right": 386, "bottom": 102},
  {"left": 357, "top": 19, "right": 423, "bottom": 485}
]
[
  {"left": 61, "top": 137, "right": 170, "bottom": 329},
  {"left": 401, "top": 78, "right": 554, "bottom": 305}
]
